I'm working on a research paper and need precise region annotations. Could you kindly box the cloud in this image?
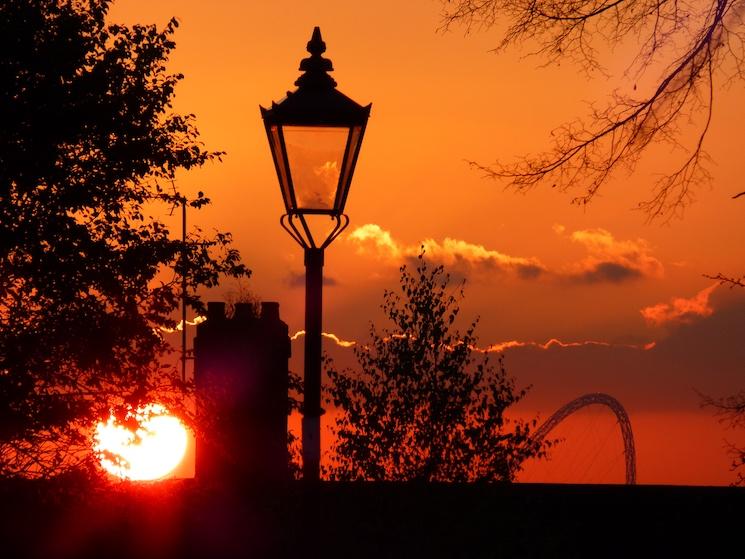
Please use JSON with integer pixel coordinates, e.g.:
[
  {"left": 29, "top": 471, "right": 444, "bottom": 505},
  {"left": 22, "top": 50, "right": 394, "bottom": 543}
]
[
  {"left": 294, "top": 328, "right": 654, "bottom": 355},
  {"left": 286, "top": 272, "right": 338, "bottom": 288},
  {"left": 307, "top": 291, "right": 745, "bottom": 457},
  {"left": 640, "top": 284, "right": 718, "bottom": 326},
  {"left": 349, "top": 224, "right": 663, "bottom": 286},
  {"left": 158, "top": 315, "right": 206, "bottom": 333},
  {"left": 347, "top": 224, "right": 546, "bottom": 279},
  {"left": 480, "top": 338, "right": 655, "bottom": 353},
  {"left": 307, "top": 290, "right": 745, "bottom": 414},
  {"left": 420, "top": 238, "right": 546, "bottom": 278},
  {"left": 291, "top": 330, "right": 356, "bottom": 348},
  {"left": 573, "top": 261, "right": 644, "bottom": 284},
  {"left": 560, "top": 228, "right": 664, "bottom": 283},
  {"left": 347, "top": 224, "right": 402, "bottom": 260}
]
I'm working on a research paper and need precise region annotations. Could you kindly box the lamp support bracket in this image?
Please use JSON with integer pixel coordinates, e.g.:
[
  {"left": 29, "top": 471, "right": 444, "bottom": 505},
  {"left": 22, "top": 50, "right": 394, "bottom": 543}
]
[{"left": 280, "top": 212, "right": 349, "bottom": 251}]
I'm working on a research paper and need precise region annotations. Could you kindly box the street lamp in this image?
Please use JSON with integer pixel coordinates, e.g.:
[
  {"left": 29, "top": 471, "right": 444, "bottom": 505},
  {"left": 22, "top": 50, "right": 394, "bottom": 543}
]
[{"left": 261, "top": 27, "right": 371, "bottom": 481}]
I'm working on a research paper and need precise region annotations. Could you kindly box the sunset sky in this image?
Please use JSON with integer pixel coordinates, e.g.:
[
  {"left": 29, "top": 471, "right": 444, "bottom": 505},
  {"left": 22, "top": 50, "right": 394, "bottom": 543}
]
[{"left": 109, "top": 0, "right": 745, "bottom": 485}]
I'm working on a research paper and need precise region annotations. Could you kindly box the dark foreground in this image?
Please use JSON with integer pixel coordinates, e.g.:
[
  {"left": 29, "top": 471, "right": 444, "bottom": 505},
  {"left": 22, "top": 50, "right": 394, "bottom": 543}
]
[{"left": 1, "top": 479, "right": 742, "bottom": 558}]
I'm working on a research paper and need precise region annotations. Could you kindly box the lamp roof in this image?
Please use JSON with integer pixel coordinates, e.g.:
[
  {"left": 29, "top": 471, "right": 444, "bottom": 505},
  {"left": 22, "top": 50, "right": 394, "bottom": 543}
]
[{"left": 260, "top": 27, "right": 371, "bottom": 126}]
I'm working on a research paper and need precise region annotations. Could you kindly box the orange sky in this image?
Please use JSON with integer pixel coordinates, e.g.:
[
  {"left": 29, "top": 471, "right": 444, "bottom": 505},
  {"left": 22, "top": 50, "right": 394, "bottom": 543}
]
[{"left": 109, "top": 0, "right": 745, "bottom": 485}]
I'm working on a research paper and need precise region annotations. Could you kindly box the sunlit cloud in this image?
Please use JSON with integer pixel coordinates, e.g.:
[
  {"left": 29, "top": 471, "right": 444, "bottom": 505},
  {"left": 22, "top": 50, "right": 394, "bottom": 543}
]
[
  {"left": 420, "top": 238, "right": 546, "bottom": 279},
  {"left": 640, "top": 284, "right": 718, "bottom": 326},
  {"left": 348, "top": 224, "right": 663, "bottom": 285},
  {"left": 347, "top": 224, "right": 546, "bottom": 279},
  {"left": 291, "top": 330, "right": 357, "bottom": 348},
  {"left": 480, "top": 338, "right": 656, "bottom": 353},
  {"left": 559, "top": 227, "right": 664, "bottom": 283},
  {"left": 293, "top": 328, "right": 654, "bottom": 353},
  {"left": 347, "top": 224, "right": 402, "bottom": 260},
  {"left": 158, "top": 315, "right": 206, "bottom": 333}
]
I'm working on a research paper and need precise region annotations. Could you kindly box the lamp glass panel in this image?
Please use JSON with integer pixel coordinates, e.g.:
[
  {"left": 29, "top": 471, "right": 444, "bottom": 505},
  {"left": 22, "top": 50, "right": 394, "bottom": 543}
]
[
  {"left": 269, "top": 125, "right": 293, "bottom": 210},
  {"left": 283, "top": 125, "right": 349, "bottom": 211},
  {"left": 336, "top": 125, "right": 362, "bottom": 210}
]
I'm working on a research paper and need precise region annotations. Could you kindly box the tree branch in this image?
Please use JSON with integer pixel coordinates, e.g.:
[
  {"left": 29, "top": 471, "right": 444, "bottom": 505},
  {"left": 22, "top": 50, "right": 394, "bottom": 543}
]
[{"left": 441, "top": 0, "right": 744, "bottom": 218}]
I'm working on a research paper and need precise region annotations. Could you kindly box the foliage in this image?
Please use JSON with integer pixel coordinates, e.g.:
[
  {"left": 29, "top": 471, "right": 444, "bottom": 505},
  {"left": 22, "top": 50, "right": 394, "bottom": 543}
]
[
  {"left": 440, "top": 0, "right": 745, "bottom": 219},
  {"left": 326, "top": 250, "right": 546, "bottom": 481},
  {"left": 287, "top": 369, "right": 303, "bottom": 479},
  {"left": 223, "top": 280, "right": 261, "bottom": 319},
  {"left": 0, "top": 0, "right": 248, "bottom": 477}
]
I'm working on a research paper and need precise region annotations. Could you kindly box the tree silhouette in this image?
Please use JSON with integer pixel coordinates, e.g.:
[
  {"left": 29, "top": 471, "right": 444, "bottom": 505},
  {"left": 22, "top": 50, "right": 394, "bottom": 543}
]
[
  {"left": 701, "top": 273, "right": 745, "bottom": 485},
  {"left": 701, "top": 389, "right": 745, "bottom": 485},
  {"left": 440, "top": 0, "right": 745, "bottom": 219},
  {"left": 0, "top": 0, "right": 248, "bottom": 477},
  {"left": 326, "top": 250, "right": 546, "bottom": 481}
]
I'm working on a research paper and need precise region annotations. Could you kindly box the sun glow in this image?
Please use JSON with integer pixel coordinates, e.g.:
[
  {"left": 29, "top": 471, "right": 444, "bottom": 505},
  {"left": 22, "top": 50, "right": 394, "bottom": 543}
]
[{"left": 94, "top": 404, "right": 188, "bottom": 481}]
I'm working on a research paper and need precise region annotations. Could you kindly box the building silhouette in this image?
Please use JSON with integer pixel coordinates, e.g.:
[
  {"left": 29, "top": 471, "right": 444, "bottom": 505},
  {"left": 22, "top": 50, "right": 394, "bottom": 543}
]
[{"left": 193, "top": 301, "right": 290, "bottom": 485}]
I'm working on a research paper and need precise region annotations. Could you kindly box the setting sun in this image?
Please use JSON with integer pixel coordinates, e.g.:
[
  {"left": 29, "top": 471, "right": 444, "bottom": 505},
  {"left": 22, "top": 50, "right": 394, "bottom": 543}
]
[{"left": 94, "top": 404, "right": 189, "bottom": 481}]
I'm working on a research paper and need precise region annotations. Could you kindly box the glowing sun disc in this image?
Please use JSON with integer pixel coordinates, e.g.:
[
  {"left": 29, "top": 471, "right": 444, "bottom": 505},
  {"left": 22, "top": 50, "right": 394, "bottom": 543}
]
[{"left": 94, "top": 403, "right": 188, "bottom": 481}]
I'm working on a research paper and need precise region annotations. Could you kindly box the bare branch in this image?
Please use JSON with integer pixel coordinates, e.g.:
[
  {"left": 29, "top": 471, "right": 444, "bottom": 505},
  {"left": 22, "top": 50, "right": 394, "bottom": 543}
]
[
  {"left": 704, "top": 272, "right": 745, "bottom": 288},
  {"left": 441, "top": 0, "right": 745, "bottom": 218},
  {"left": 701, "top": 390, "right": 745, "bottom": 484}
]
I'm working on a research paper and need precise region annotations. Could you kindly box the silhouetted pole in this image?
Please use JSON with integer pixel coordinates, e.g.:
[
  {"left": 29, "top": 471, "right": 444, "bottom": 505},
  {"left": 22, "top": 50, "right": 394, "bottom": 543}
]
[
  {"left": 181, "top": 198, "right": 187, "bottom": 383},
  {"left": 303, "top": 248, "right": 324, "bottom": 480}
]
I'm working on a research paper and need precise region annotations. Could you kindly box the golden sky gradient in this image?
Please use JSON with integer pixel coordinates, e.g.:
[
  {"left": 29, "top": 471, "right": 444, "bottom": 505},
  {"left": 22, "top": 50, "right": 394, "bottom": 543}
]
[{"left": 109, "top": 0, "right": 745, "bottom": 485}]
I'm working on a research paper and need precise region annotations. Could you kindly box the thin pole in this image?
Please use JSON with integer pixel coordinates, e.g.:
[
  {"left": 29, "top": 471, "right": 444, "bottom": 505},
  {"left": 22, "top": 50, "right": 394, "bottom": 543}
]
[
  {"left": 181, "top": 199, "right": 187, "bottom": 383},
  {"left": 302, "top": 247, "right": 324, "bottom": 481}
]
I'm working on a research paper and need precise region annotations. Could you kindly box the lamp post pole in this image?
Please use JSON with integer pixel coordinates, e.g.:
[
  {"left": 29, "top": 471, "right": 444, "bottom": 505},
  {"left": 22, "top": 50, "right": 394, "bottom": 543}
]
[{"left": 302, "top": 247, "right": 324, "bottom": 480}]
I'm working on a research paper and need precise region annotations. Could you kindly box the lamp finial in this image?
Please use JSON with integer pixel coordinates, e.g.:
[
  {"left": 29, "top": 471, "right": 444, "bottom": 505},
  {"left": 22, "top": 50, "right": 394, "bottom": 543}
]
[
  {"left": 307, "top": 27, "right": 326, "bottom": 55},
  {"left": 296, "top": 27, "right": 336, "bottom": 89}
]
